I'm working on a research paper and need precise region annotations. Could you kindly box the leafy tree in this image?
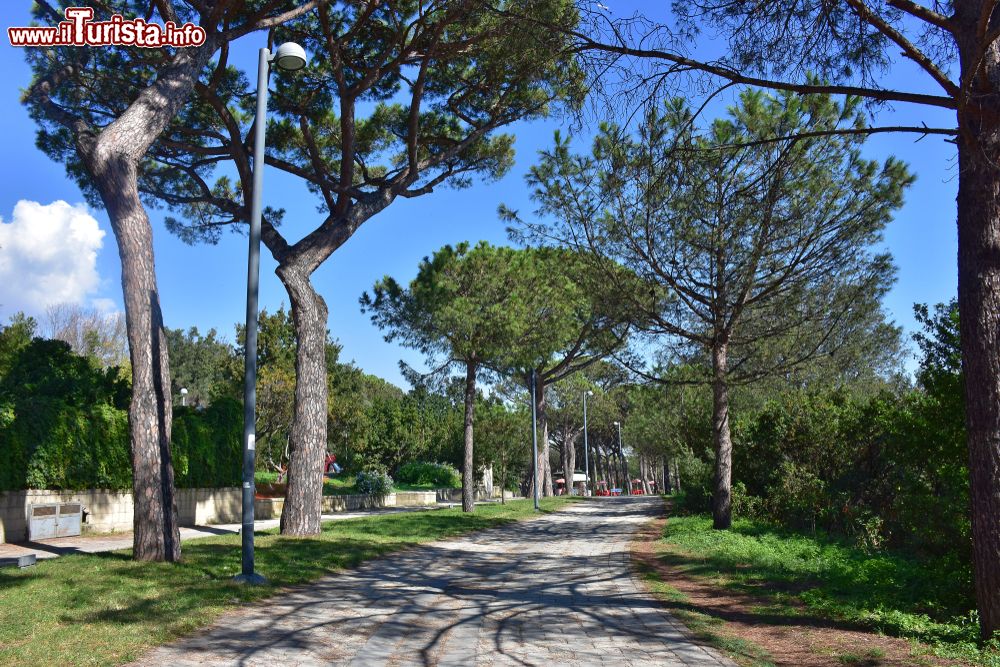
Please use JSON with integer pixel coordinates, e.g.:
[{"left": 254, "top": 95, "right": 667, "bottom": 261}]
[
  {"left": 23, "top": 0, "right": 317, "bottom": 561},
  {"left": 232, "top": 307, "right": 342, "bottom": 475},
  {"left": 164, "top": 326, "right": 234, "bottom": 408},
  {"left": 511, "top": 0, "right": 1000, "bottom": 637},
  {"left": 498, "top": 249, "right": 635, "bottom": 497},
  {"left": 363, "top": 242, "right": 544, "bottom": 512},
  {"left": 475, "top": 398, "right": 530, "bottom": 502},
  {"left": 143, "top": 0, "right": 583, "bottom": 533},
  {"left": 510, "top": 91, "right": 910, "bottom": 527}
]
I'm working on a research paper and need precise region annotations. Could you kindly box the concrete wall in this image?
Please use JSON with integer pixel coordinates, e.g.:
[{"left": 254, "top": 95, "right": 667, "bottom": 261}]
[
  {"left": 435, "top": 488, "right": 519, "bottom": 503},
  {"left": 394, "top": 491, "right": 437, "bottom": 507},
  {"left": 254, "top": 491, "right": 438, "bottom": 519},
  {"left": 0, "top": 488, "right": 241, "bottom": 544}
]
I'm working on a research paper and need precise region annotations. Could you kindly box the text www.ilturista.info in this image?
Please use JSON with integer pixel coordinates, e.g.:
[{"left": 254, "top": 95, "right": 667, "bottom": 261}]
[{"left": 8, "top": 7, "right": 206, "bottom": 48}]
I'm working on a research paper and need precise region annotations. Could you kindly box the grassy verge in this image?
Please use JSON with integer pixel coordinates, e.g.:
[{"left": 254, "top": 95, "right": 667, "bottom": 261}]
[
  {"left": 658, "top": 514, "right": 999, "bottom": 666},
  {"left": 636, "top": 562, "right": 775, "bottom": 667},
  {"left": 0, "top": 497, "right": 576, "bottom": 666}
]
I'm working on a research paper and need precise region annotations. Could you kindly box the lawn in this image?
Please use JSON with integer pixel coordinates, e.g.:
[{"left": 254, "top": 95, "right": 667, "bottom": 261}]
[
  {"left": 655, "top": 514, "right": 1000, "bottom": 666},
  {"left": 0, "top": 497, "right": 576, "bottom": 666}
]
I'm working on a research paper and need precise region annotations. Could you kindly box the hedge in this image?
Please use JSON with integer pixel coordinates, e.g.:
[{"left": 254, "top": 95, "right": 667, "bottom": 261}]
[{"left": 0, "top": 398, "right": 242, "bottom": 491}]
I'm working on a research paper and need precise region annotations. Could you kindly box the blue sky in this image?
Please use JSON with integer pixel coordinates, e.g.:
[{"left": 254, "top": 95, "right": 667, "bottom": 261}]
[{"left": 0, "top": 4, "right": 959, "bottom": 387}]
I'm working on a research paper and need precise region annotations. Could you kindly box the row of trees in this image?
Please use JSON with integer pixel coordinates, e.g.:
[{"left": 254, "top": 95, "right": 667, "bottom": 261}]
[{"left": 21, "top": 0, "right": 1000, "bottom": 641}]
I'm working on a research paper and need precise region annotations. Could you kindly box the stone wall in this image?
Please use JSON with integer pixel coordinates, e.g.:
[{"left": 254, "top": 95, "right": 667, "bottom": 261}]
[
  {"left": 0, "top": 488, "right": 241, "bottom": 544},
  {"left": 434, "top": 488, "right": 520, "bottom": 503}
]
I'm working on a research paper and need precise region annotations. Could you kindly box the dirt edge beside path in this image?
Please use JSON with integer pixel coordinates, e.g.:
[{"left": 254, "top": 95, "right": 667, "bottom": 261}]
[{"left": 630, "top": 515, "right": 963, "bottom": 667}]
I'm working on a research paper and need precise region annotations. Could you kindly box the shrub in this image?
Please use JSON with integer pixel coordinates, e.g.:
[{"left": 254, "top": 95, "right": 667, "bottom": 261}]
[
  {"left": 397, "top": 461, "right": 461, "bottom": 488},
  {"left": 171, "top": 398, "right": 242, "bottom": 488},
  {"left": 355, "top": 468, "right": 393, "bottom": 497}
]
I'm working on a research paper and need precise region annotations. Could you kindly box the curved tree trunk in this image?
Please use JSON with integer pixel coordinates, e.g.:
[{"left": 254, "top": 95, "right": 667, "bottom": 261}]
[
  {"left": 92, "top": 153, "right": 180, "bottom": 562},
  {"left": 563, "top": 433, "right": 577, "bottom": 495},
  {"left": 68, "top": 40, "right": 220, "bottom": 563},
  {"left": 711, "top": 341, "right": 733, "bottom": 529},
  {"left": 955, "top": 53, "right": 1000, "bottom": 636},
  {"left": 462, "top": 359, "right": 477, "bottom": 513},
  {"left": 277, "top": 267, "right": 328, "bottom": 536},
  {"left": 535, "top": 379, "right": 554, "bottom": 496}
]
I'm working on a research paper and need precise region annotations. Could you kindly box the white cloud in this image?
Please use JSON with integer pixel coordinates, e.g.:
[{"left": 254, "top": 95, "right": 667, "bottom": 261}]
[
  {"left": 0, "top": 200, "right": 107, "bottom": 316},
  {"left": 90, "top": 297, "right": 119, "bottom": 313}
]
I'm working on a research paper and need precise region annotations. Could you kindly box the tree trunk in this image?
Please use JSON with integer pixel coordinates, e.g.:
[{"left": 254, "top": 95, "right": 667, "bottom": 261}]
[
  {"left": 711, "top": 341, "right": 733, "bottom": 529},
  {"left": 641, "top": 456, "right": 652, "bottom": 494},
  {"left": 955, "top": 42, "right": 1000, "bottom": 635},
  {"left": 563, "top": 433, "right": 577, "bottom": 495},
  {"left": 277, "top": 267, "right": 329, "bottom": 536},
  {"left": 534, "top": 378, "right": 554, "bottom": 497},
  {"left": 71, "top": 41, "right": 220, "bottom": 563},
  {"left": 461, "top": 359, "right": 477, "bottom": 513},
  {"left": 674, "top": 458, "right": 682, "bottom": 493},
  {"left": 92, "top": 154, "right": 180, "bottom": 562}
]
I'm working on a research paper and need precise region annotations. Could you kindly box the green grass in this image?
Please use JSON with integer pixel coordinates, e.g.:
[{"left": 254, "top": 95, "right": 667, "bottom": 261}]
[
  {"left": 0, "top": 497, "right": 577, "bottom": 666},
  {"left": 637, "top": 565, "right": 775, "bottom": 667},
  {"left": 660, "top": 514, "right": 1000, "bottom": 666}
]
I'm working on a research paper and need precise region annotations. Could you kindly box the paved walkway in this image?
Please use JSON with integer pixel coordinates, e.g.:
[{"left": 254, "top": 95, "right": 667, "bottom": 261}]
[
  {"left": 0, "top": 505, "right": 449, "bottom": 563},
  {"left": 133, "top": 497, "right": 734, "bottom": 666}
]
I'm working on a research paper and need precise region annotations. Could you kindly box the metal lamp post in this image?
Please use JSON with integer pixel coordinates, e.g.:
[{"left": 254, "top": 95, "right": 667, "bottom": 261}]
[
  {"left": 583, "top": 390, "right": 593, "bottom": 496},
  {"left": 237, "top": 42, "right": 308, "bottom": 585},
  {"left": 180, "top": 387, "right": 188, "bottom": 407}
]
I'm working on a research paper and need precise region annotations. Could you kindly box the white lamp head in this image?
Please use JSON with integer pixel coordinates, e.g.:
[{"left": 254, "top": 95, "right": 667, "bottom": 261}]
[
  {"left": 613, "top": 420, "right": 620, "bottom": 426},
  {"left": 272, "top": 42, "right": 308, "bottom": 71},
  {"left": 180, "top": 387, "right": 188, "bottom": 396},
  {"left": 586, "top": 390, "right": 594, "bottom": 396}
]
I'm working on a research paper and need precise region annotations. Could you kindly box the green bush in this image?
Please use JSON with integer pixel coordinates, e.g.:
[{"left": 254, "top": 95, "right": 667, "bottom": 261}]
[
  {"left": 396, "top": 461, "right": 461, "bottom": 488},
  {"left": 355, "top": 469, "right": 394, "bottom": 497},
  {"left": 171, "top": 399, "right": 242, "bottom": 488}
]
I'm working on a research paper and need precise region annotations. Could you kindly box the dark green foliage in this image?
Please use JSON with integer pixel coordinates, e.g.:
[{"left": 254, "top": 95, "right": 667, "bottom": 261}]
[
  {"left": 397, "top": 462, "right": 462, "bottom": 488},
  {"left": 671, "top": 298, "right": 968, "bottom": 568},
  {"left": 663, "top": 516, "right": 985, "bottom": 653},
  {"left": 0, "top": 316, "right": 243, "bottom": 491},
  {"left": 165, "top": 327, "right": 235, "bottom": 408},
  {"left": 171, "top": 399, "right": 242, "bottom": 489},
  {"left": 0, "top": 316, "right": 131, "bottom": 491}
]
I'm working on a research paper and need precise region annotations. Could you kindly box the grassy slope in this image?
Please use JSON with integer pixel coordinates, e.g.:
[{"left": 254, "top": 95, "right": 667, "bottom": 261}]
[
  {"left": 0, "top": 497, "right": 575, "bottom": 666},
  {"left": 659, "top": 515, "right": 999, "bottom": 666}
]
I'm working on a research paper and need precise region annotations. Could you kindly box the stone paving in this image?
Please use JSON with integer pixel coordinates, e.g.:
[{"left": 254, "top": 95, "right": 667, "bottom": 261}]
[{"left": 132, "top": 497, "right": 735, "bottom": 667}]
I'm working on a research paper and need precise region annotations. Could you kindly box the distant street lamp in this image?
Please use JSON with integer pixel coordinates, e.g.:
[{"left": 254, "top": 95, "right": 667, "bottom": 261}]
[
  {"left": 238, "top": 42, "right": 309, "bottom": 586},
  {"left": 583, "top": 390, "right": 593, "bottom": 496},
  {"left": 180, "top": 387, "right": 188, "bottom": 407}
]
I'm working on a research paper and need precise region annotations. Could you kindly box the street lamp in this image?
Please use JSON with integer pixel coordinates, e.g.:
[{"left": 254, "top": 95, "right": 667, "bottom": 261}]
[
  {"left": 180, "top": 387, "right": 188, "bottom": 407},
  {"left": 238, "top": 42, "right": 309, "bottom": 586},
  {"left": 583, "top": 390, "right": 593, "bottom": 496}
]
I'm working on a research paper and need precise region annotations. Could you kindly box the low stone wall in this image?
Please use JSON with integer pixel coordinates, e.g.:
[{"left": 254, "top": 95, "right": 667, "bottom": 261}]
[
  {"left": 434, "top": 488, "right": 519, "bottom": 503},
  {"left": 394, "top": 491, "right": 438, "bottom": 507},
  {"left": 0, "top": 487, "right": 242, "bottom": 544},
  {"left": 323, "top": 493, "right": 395, "bottom": 512},
  {"left": 255, "top": 491, "right": 440, "bottom": 519}
]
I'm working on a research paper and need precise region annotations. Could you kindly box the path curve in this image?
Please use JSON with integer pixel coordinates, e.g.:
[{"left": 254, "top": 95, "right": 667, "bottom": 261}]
[{"left": 134, "top": 497, "right": 735, "bottom": 666}]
